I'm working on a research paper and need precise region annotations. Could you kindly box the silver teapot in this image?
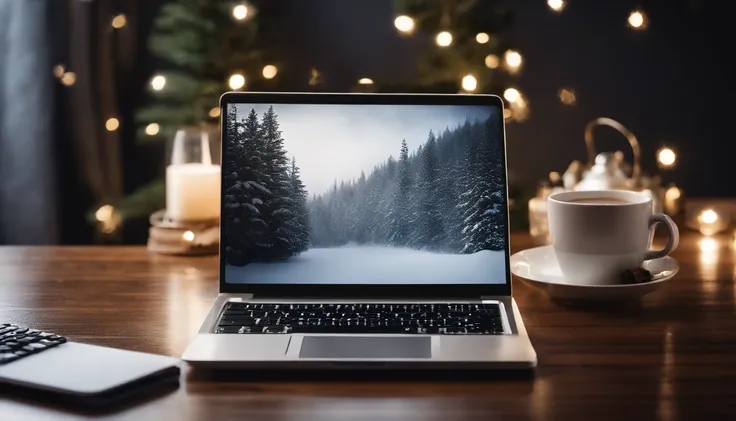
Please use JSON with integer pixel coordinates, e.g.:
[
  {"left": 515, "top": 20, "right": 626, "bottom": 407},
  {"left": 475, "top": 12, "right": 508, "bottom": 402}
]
[
  {"left": 572, "top": 117, "right": 641, "bottom": 191},
  {"left": 567, "top": 117, "right": 663, "bottom": 211}
]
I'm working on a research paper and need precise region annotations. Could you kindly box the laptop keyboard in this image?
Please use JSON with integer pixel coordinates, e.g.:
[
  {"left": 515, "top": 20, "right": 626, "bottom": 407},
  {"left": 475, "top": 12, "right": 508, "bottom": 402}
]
[{"left": 215, "top": 303, "right": 505, "bottom": 335}]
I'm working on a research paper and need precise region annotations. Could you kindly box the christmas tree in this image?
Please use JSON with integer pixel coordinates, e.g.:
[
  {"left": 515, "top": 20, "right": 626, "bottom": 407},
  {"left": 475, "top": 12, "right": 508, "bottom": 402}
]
[{"left": 111, "top": 0, "right": 529, "bottom": 235}]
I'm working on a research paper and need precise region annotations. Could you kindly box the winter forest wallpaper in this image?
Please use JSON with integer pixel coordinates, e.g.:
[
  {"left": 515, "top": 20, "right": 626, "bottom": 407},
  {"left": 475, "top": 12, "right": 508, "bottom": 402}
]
[{"left": 223, "top": 103, "right": 509, "bottom": 284}]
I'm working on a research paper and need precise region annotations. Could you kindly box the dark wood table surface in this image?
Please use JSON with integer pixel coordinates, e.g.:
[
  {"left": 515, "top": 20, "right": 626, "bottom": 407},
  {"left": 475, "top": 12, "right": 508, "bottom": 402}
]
[{"left": 1, "top": 232, "right": 735, "bottom": 420}]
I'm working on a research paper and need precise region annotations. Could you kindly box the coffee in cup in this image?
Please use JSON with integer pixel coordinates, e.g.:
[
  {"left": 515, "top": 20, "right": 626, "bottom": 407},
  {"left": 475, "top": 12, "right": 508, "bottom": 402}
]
[{"left": 547, "top": 190, "right": 679, "bottom": 286}]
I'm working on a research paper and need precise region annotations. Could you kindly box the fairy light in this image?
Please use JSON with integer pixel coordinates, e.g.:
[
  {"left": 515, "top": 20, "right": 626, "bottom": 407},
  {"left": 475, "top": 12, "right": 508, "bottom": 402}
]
[
  {"left": 435, "top": 31, "right": 453, "bottom": 47},
  {"left": 394, "top": 15, "right": 415, "bottom": 33},
  {"left": 111, "top": 14, "right": 126, "bottom": 29},
  {"left": 209, "top": 107, "right": 220, "bottom": 118},
  {"left": 262, "top": 65, "right": 278, "bottom": 79},
  {"left": 476, "top": 33, "right": 490, "bottom": 44},
  {"left": 558, "top": 88, "right": 577, "bottom": 105},
  {"left": 628, "top": 10, "right": 646, "bottom": 29},
  {"left": 461, "top": 75, "right": 477, "bottom": 92},
  {"left": 699, "top": 209, "right": 719, "bottom": 225},
  {"left": 504, "top": 50, "right": 523, "bottom": 72},
  {"left": 150, "top": 75, "right": 166, "bottom": 91},
  {"left": 484, "top": 54, "right": 500, "bottom": 69},
  {"left": 657, "top": 147, "right": 676, "bottom": 167},
  {"left": 358, "top": 78, "right": 373, "bottom": 85},
  {"left": 182, "top": 231, "right": 195, "bottom": 242},
  {"left": 95, "top": 204, "right": 121, "bottom": 234},
  {"left": 105, "top": 118, "right": 119, "bottom": 132},
  {"left": 228, "top": 73, "right": 246, "bottom": 90},
  {"left": 95, "top": 205, "right": 114, "bottom": 222},
  {"left": 503, "top": 88, "right": 520, "bottom": 103},
  {"left": 548, "top": 0, "right": 565, "bottom": 12},
  {"left": 53, "top": 64, "right": 65, "bottom": 78},
  {"left": 232, "top": 4, "right": 248, "bottom": 20},
  {"left": 60, "top": 72, "right": 76, "bottom": 86},
  {"left": 145, "top": 123, "right": 160, "bottom": 136}
]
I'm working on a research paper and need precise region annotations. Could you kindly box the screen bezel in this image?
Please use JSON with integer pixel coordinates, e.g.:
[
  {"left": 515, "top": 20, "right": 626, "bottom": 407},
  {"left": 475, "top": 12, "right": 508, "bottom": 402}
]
[{"left": 218, "top": 92, "right": 512, "bottom": 298}]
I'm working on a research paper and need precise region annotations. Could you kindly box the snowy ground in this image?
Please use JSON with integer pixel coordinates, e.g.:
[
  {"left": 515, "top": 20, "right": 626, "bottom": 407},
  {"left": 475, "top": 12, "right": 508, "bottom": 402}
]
[{"left": 225, "top": 246, "right": 507, "bottom": 284}]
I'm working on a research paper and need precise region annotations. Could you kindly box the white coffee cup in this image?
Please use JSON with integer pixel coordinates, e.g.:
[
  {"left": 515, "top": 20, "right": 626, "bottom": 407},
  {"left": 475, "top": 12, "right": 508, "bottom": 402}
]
[{"left": 547, "top": 190, "right": 679, "bottom": 286}]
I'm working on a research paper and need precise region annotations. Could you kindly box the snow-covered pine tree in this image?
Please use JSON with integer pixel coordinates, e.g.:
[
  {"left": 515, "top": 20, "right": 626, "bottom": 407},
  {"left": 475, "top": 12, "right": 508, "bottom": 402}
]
[
  {"left": 413, "top": 130, "right": 444, "bottom": 249},
  {"left": 223, "top": 108, "right": 270, "bottom": 265},
  {"left": 287, "top": 158, "right": 310, "bottom": 253},
  {"left": 390, "top": 139, "right": 412, "bottom": 246},
  {"left": 459, "top": 114, "right": 506, "bottom": 253},
  {"left": 259, "top": 106, "right": 294, "bottom": 260}
]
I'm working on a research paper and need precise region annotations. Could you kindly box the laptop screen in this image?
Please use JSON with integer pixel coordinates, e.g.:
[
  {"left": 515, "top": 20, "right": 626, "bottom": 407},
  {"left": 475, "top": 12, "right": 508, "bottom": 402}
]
[{"left": 221, "top": 99, "right": 509, "bottom": 286}]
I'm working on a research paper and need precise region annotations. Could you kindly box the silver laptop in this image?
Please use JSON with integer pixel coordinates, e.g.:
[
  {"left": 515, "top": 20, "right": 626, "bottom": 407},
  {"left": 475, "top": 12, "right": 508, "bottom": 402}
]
[{"left": 182, "top": 92, "right": 537, "bottom": 369}]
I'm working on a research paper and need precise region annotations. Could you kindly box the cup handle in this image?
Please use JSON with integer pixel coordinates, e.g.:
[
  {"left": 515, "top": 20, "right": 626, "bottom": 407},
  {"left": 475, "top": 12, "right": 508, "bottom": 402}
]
[{"left": 644, "top": 213, "right": 680, "bottom": 261}]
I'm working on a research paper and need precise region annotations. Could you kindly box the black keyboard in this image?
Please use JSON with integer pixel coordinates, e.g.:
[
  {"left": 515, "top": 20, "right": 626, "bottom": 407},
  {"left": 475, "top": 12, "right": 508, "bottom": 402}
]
[
  {"left": 0, "top": 324, "right": 67, "bottom": 365},
  {"left": 215, "top": 303, "right": 505, "bottom": 335}
]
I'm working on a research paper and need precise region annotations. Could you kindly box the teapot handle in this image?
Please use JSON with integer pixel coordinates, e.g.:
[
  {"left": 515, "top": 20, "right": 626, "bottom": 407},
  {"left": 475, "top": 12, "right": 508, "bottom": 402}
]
[{"left": 584, "top": 117, "right": 641, "bottom": 180}]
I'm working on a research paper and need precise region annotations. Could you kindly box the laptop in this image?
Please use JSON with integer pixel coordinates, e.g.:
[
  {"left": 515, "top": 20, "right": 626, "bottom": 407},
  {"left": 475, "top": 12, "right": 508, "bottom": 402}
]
[{"left": 181, "top": 92, "right": 537, "bottom": 369}]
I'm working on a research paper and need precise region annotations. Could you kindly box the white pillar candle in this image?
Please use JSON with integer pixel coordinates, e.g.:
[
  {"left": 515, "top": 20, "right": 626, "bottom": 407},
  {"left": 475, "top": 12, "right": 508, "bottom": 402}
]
[{"left": 166, "top": 163, "right": 221, "bottom": 221}]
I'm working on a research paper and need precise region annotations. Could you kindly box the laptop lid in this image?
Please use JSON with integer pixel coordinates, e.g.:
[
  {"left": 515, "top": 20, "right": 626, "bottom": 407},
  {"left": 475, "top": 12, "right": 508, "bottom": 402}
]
[{"left": 218, "top": 92, "right": 512, "bottom": 298}]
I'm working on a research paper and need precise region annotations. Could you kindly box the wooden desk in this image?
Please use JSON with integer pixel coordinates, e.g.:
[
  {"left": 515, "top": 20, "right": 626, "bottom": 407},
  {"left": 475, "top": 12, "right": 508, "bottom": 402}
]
[{"left": 1, "top": 232, "right": 735, "bottom": 420}]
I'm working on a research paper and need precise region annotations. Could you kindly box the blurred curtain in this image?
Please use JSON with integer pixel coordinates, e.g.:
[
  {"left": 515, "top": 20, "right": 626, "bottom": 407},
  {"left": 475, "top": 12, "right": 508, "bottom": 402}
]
[{"left": 0, "top": 0, "right": 59, "bottom": 244}]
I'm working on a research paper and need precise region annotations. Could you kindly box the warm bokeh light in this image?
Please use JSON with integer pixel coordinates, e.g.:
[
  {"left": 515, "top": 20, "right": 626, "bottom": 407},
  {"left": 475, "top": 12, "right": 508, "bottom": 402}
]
[
  {"left": 182, "top": 231, "right": 195, "bottom": 242},
  {"left": 549, "top": 171, "right": 561, "bottom": 183},
  {"left": 503, "top": 88, "right": 520, "bottom": 103},
  {"left": 699, "top": 237, "right": 718, "bottom": 253},
  {"left": 394, "top": 15, "right": 415, "bottom": 33},
  {"left": 484, "top": 54, "right": 500, "bottom": 69},
  {"left": 232, "top": 5, "right": 248, "bottom": 20},
  {"left": 503, "top": 108, "right": 512, "bottom": 119},
  {"left": 435, "top": 31, "right": 453, "bottom": 47},
  {"left": 209, "top": 107, "right": 220, "bottom": 118},
  {"left": 476, "top": 33, "right": 490, "bottom": 44},
  {"left": 461, "top": 75, "right": 477, "bottom": 92},
  {"left": 628, "top": 10, "right": 646, "bottom": 29},
  {"left": 150, "top": 75, "right": 166, "bottom": 91},
  {"left": 657, "top": 147, "right": 676, "bottom": 167},
  {"left": 262, "top": 65, "right": 278, "bottom": 79},
  {"left": 548, "top": 0, "right": 565, "bottom": 12},
  {"left": 228, "top": 73, "right": 246, "bottom": 90},
  {"left": 60, "top": 72, "right": 76, "bottom": 86},
  {"left": 53, "top": 64, "right": 65, "bottom": 78},
  {"left": 111, "top": 14, "right": 126, "bottom": 29},
  {"left": 504, "top": 50, "right": 523, "bottom": 71},
  {"left": 358, "top": 78, "right": 374, "bottom": 85},
  {"left": 558, "top": 88, "right": 577, "bottom": 105},
  {"left": 105, "top": 118, "right": 119, "bottom": 132},
  {"left": 665, "top": 186, "right": 681, "bottom": 201},
  {"left": 145, "top": 123, "right": 160, "bottom": 136},
  {"left": 698, "top": 209, "right": 719, "bottom": 225},
  {"left": 95, "top": 205, "right": 114, "bottom": 222}
]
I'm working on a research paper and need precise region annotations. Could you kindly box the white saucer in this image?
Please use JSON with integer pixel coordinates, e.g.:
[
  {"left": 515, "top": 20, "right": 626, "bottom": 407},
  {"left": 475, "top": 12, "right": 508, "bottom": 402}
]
[{"left": 510, "top": 245, "right": 679, "bottom": 302}]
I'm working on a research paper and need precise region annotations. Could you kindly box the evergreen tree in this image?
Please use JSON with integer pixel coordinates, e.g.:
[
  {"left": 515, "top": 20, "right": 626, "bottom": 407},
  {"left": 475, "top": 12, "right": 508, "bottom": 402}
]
[
  {"left": 223, "top": 108, "right": 270, "bottom": 265},
  {"left": 459, "top": 114, "right": 506, "bottom": 252},
  {"left": 287, "top": 158, "right": 310, "bottom": 253},
  {"left": 259, "top": 106, "right": 294, "bottom": 260},
  {"left": 390, "top": 0, "right": 518, "bottom": 97},
  {"left": 414, "top": 130, "right": 444, "bottom": 249},
  {"left": 390, "top": 139, "right": 412, "bottom": 246}
]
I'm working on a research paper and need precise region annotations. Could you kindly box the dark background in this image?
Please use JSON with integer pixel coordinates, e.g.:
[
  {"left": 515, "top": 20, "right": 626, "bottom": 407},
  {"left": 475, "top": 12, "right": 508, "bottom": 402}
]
[
  {"left": 1, "top": 0, "right": 731, "bottom": 245},
  {"left": 130, "top": 0, "right": 730, "bottom": 195}
]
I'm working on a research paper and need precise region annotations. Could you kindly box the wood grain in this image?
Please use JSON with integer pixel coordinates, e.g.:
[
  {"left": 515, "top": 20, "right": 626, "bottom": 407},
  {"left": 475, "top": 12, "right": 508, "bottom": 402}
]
[{"left": 1, "top": 232, "right": 735, "bottom": 420}]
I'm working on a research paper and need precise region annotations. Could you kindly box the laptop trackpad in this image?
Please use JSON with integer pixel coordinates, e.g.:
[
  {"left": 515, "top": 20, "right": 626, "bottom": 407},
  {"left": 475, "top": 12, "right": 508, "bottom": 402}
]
[{"left": 299, "top": 336, "right": 431, "bottom": 359}]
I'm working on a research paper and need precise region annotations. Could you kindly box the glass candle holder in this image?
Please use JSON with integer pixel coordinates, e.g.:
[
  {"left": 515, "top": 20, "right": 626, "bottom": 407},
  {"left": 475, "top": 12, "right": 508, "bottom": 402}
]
[{"left": 166, "top": 127, "right": 221, "bottom": 222}]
